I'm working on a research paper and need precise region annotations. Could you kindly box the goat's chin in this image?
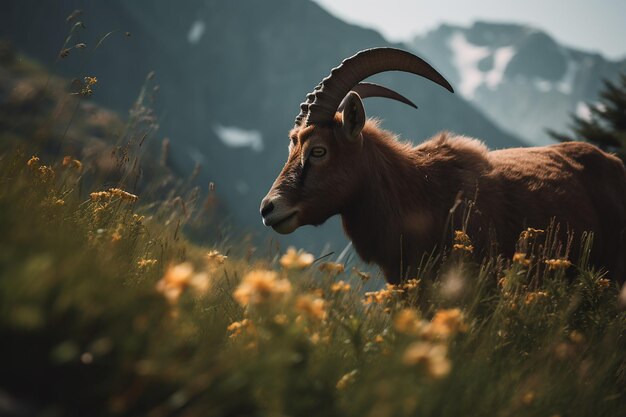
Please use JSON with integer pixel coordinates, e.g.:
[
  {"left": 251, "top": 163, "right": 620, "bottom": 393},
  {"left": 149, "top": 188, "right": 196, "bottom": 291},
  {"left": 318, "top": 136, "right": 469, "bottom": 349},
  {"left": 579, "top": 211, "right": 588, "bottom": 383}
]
[{"left": 271, "top": 214, "right": 300, "bottom": 234}]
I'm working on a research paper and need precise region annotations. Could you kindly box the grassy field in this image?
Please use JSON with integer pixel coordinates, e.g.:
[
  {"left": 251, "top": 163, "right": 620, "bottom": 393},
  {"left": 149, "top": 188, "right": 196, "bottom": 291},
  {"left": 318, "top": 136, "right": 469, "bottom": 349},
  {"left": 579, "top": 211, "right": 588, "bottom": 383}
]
[{"left": 1, "top": 42, "right": 625, "bottom": 417}]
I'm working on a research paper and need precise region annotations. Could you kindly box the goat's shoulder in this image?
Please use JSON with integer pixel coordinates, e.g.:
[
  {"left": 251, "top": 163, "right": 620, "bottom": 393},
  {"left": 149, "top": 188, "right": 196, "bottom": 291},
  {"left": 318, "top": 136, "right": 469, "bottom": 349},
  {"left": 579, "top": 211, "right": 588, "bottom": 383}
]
[{"left": 415, "top": 132, "right": 491, "bottom": 170}]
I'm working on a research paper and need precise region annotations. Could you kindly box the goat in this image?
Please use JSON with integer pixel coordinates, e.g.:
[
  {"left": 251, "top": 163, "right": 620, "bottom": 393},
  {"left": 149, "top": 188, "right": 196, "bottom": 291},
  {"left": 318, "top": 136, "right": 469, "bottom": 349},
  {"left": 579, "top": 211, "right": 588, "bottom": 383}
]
[{"left": 260, "top": 48, "right": 626, "bottom": 284}]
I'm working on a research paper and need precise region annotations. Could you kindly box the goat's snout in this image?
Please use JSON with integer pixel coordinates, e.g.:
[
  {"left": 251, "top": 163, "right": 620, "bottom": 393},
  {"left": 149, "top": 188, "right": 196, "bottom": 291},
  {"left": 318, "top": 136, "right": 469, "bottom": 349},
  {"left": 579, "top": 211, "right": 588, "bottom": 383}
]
[
  {"left": 259, "top": 195, "right": 300, "bottom": 234},
  {"left": 260, "top": 200, "right": 274, "bottom": 217}
]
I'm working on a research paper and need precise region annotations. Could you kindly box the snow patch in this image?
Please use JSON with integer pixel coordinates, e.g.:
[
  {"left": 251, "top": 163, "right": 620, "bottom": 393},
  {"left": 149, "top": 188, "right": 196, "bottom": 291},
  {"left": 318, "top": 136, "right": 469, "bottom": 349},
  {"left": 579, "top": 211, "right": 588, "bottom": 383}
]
[
  {"left": 576, "top": 102, "right": 592, "bottom": 121},
  {"left": 557, "top": 59, "right": 578, "bottom": 95},
  {"left": 484, "top": 46, "right": 515, "bottom": 90},
  {"left": 448, "top": 32, "right": 515, "bottom": 97},
  {"left": 449, "top": 32, "right": 489, "bottom": 98},
  {"left": 214, "top": 125, "right": 264, "bottom": 152},
  {"left": 187, "top": 20, "right": 205, "bottom": 44}
]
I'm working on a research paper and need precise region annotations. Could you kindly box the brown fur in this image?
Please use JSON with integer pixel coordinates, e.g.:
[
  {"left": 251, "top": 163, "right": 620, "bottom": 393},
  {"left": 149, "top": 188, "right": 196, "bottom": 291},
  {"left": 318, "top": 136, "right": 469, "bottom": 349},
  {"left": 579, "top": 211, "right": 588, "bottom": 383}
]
[{"left": 267, "top": 117, "right": 626, "bottom": 284}]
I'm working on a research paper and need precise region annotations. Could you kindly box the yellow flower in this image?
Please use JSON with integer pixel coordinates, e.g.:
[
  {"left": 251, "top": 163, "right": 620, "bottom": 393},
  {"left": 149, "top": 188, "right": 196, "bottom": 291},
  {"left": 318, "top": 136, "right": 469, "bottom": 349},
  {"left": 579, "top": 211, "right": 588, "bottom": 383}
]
[
  {"left": 319, "top": 262, "right": 345, "bottom": 275},
  {"left": 233, "top": 269, "right": 292, "bottom": 306},
  {"left": 524, "top": 291, "right": 548, "bottom": 305},
  {"left": 363, "top": 285, "right": 397, "bottom": 305},
  {"left": 295, "top": 295, "right": 327, "bottom": 321},
  {"left": 454, "top": 230, "right": 471, "bottom": 245},
  {"left": 513, "top": 252, "right": 531, "bottom": 266},
  {"left": 90, "top": 191, "right": 112, "bottom": 202},
  {"left": 401, "top": 278, "right": 420, "bottom": 291},
  {"left": 227, "top": 319, "right": 255, "bottom": 339},
  {"left": 422, "top": 308, "right": 468, "bottom": 340},
  {"left": 84, "top": 76, "right": 98, "bottom": 85},
  {"left": 402, "top": 342, "right": 451, "bottom": 379},
  {"left": 38, "top": 165, "right": 55, "bottom": 182},
  {"left": 544, "top": 259, "right": 571, "bottom": 270},
  {"left": 109, "top": 188, "right": 138, "bottom": 202},
  {"left": 279, "top": 247, "right": 314, "bottom": 270},
  {"left": 27, "top": 155, "right": 40, "bottom": 168},
  {"left": 452, "top": 243, "right": 473, "bottom": 253},
  {"left": 156, "top": 262, "right": 194, "bottom": 304},
  {"left": 62, "top": 156, "right": 83, "bottom": 172},
  {"left": 520, "top": 228, "right": 544, "bottom": 240},
  {"left": 206, "top": 250, "right": 227, "bottom": 266},
  {"left": 393, "top": 308, "right": 423, "bottom": 336},
  {"left": 336, "top": 370, "right": 358, "bottom": 390},
  {"left": 137, "top": 259, "right": 157, "bottom": 268},
  {"left": 330, "top": 280, "right": 351, "bottom": 293}
]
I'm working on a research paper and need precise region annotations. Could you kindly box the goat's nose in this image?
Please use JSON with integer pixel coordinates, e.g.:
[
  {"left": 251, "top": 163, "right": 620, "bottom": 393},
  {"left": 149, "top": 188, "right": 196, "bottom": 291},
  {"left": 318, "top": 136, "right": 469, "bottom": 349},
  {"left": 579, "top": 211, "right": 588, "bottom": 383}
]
[{"left": 260, "top": 200, "right": 274, "bottom": 217}]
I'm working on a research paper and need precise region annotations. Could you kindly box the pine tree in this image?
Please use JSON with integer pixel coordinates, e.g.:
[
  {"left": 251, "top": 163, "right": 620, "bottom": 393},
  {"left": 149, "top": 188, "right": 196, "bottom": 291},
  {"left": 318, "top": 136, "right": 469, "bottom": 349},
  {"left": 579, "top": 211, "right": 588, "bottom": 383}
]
[{"left": 549, "top": 73, "right": 626, "bottom": 162}]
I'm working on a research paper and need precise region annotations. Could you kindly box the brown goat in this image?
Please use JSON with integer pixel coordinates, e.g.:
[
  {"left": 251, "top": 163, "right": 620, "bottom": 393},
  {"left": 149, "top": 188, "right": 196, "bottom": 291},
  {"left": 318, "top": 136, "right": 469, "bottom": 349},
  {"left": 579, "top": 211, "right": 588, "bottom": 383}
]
[{"left": 260, "top": 48, "right": 626, "bottom": 284}]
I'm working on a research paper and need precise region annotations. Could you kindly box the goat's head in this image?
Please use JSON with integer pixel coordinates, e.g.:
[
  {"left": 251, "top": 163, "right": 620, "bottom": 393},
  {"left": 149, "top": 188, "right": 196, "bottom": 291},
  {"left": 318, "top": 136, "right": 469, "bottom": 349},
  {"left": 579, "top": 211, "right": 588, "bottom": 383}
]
[{"left": 260, "top": 48, "right": 453, "bottom": 234}]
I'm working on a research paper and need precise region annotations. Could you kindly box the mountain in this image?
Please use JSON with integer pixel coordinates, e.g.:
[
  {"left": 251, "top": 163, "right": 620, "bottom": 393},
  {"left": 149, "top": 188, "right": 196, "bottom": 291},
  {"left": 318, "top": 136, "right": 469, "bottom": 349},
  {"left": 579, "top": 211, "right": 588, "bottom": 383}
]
[
  {"left": 409, "top": 21, "right": 626, "bottom": 145},
  {"left": 0, "top": 0, "right": 525, "bottom": 257}
]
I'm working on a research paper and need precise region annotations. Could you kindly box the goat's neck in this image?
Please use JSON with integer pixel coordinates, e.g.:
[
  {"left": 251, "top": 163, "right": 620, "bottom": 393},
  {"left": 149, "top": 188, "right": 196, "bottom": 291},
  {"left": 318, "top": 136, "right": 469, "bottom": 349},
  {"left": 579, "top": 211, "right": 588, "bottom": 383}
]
[{"left": 340, "top": 128, "right": 430, "bottom": 278}]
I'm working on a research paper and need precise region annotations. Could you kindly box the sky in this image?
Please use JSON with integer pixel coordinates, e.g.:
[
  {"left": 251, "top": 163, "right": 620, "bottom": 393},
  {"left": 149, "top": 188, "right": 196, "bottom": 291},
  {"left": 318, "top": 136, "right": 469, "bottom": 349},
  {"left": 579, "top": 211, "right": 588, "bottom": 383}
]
[{"left": 312, "top": 0, "right": 626, "bottom": 60}]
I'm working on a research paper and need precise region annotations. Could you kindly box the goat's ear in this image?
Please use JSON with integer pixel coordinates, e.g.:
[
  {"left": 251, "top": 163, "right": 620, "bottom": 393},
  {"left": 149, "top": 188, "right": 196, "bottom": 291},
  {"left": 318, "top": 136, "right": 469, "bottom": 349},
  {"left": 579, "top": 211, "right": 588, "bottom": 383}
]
[{"left": 341, "top": 91, "right": 365, "bottom": 141}]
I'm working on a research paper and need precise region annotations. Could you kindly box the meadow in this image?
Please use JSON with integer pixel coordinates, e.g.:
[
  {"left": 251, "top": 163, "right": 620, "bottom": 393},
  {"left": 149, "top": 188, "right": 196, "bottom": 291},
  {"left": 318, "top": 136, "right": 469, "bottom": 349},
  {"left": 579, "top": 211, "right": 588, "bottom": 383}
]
[{"left": 0, "top": 37, "right": 625, "bottom": 417}]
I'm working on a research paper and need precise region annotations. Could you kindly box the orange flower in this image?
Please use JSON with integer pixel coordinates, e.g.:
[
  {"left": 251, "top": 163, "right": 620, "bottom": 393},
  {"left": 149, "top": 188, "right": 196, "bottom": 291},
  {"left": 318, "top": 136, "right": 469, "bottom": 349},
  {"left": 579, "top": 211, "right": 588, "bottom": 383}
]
[
  {"left": 319, "top": 262, "right": 345, "bottom": 276},
  {"left": 233, "top": 269, "right": 292, "bottom": 306},
  {"left": 279, "top": 247, "right": 314, "bottom": 270}
]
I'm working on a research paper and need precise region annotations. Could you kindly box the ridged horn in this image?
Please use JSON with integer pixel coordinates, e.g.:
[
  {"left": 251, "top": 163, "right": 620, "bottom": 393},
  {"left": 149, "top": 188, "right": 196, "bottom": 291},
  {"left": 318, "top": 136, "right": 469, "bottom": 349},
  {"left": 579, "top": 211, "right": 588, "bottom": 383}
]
[
  {"left": 306, "top": 48, "right": 453, "bottom": 126},
  {"left": 337, "top": 82, "right": 417, "bottom": 112}
]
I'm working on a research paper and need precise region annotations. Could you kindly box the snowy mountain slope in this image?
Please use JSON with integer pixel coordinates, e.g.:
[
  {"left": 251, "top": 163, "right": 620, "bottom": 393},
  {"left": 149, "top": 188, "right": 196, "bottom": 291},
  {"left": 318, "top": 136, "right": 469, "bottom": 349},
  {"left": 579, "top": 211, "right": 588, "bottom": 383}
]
[{"left": 410, "top": 22, "right": 626, "bottom": 145}]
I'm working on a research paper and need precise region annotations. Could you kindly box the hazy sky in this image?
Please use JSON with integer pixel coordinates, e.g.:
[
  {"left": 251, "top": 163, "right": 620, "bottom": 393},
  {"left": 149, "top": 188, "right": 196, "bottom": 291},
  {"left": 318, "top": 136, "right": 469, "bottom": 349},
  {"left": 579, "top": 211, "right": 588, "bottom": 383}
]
[{"left": 312, "top": 0, "right": 626, "bottom": 59}]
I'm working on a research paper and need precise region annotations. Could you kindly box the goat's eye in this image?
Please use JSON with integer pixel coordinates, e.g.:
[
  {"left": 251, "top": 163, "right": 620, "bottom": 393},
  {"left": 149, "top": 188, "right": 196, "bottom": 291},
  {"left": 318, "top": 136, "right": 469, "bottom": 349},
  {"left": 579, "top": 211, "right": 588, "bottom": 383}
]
[{"left": 310, "top": 146, "right": 327, "bottom": 158}]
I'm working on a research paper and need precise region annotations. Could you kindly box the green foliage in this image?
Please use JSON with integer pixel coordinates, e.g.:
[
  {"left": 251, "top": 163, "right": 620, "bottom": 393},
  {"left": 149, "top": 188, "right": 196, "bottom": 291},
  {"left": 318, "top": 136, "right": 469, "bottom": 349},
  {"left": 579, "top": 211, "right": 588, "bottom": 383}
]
[
  {"left": 549, "top": 73, "right": 626, "bottom": 162},
  {"left": 1, "top": 147, "right": 626, "bottom": 416}
]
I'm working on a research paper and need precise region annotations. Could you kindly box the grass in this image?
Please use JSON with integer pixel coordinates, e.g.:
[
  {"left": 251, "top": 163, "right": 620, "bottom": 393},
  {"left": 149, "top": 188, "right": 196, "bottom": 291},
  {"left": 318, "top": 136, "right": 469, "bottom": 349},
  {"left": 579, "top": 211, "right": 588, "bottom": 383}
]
[{"left": 0, "top": 37, "right": 625, "bottom": 417}]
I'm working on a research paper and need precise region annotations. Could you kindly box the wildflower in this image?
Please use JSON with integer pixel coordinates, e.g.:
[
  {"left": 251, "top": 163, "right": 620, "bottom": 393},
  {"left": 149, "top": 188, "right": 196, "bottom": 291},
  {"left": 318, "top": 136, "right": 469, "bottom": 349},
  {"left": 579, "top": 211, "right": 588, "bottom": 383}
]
[
  {"left": 512, "top": 252, "right": 531, "bottom": 266},
  {"left": 233, "top": 269, "right": 292, "bottom": 307},
  {"left": 520, "top": 227, "right": 544, "bottom": 240},
  {"left": 597, "top": 278, "right": 610, "bottom": 289},
  {"left": 319, "top": 262, "right": 345, "bottom": 276},
  {"left": 206, "top": 250, "right": 227, "bottom": 266},
  {"left": 569, "top": 331, "right": 585, "bottom": 345},
  {"left": 62, "top": 156, "right": 83, "bottom": 172},
  {"left": 227, "top": 319, "right": 254, "bottom": 339},
  {"left": 108, "top": 188, "right": 138, "bottom": 202},
  {"left": 274, "top": 314, "right": 288, "bottom": 325},
  {"left": 38, "top": 165, "right": 55, "bottom": 182},
  {"left": 454, "top": 230, "right": 471, "bottom": 245},
  {"left": 402, "top": 342, "right": 451, "bottom": 379},
  {"left": 452, "top": 243, "right": 473, "bottom": 253},
  {"left": 524, "top": 291, "right": 548, "bottom": 305},
  {"left": 279, "top": 247, "right": 314, "bottom": 270},
  {"left": 423, "top": 308, "right": 468, "bottom": 340},
  {"left": 351, "top": 267, "right": 370, "bottom": 281},
  {"left": 190, "top": 272, "right": 211, "bottom": 294},
  {"left": 137, "top": 258, "right": 157, "bottom": 268},
  {"left": 402, "top": 278, "right": 420, "bottom": 291},
  {"left": 84, "top": 76, "right": 97, "bottom": 85},
  {"left": 545, "top": 259, "right": 571, "bottom": 270},
  {"left": 295, "top": 295, "right": 327, "bottom": 321},
  {"left": 374, "top": 335, "right": 384, "bottom": 343},
  {"left": 363, "top": 285, "right": 396, "bottom": 305},
  {"left": 330, "top": 280, "right": 351, "bottom": 293},
  {"left": 336, "top": 370, "right": 358, "bottom": 390},
  {"left": 90, "top": 191, "right": 112, "bottom": 202},
  {"left": 27, "top": 156, "right": 40, "bottom": 168},
  {"left": 393, "top": 308, "right": 423, "bottom": 336},
  {"left": 156, "top": 262, "right": 194, "bottom": 304}
]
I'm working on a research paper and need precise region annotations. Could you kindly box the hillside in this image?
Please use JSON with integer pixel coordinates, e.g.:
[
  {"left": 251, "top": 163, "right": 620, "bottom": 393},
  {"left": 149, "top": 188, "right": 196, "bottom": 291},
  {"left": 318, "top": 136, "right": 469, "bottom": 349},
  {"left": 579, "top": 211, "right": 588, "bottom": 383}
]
[{"left": 409, "top": 21, "right": 626, "bottom": 145}]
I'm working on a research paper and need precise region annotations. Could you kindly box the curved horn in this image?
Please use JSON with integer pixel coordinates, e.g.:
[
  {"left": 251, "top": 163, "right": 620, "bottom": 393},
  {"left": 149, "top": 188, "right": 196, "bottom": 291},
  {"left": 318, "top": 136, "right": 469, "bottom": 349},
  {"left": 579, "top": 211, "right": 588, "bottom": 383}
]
[
  {"left": 337, "top": 82, "right": 417, "bottom": 112},
  {"left": 306, "top": 48, "right": 453, "bottom": 126}
]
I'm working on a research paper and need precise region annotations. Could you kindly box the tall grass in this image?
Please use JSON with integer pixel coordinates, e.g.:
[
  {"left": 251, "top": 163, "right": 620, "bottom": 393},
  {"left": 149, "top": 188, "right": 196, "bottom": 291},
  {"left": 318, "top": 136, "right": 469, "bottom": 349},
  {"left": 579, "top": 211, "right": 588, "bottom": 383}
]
[{"left": 0, "top": 29, "right": 625, "bottom": 417}]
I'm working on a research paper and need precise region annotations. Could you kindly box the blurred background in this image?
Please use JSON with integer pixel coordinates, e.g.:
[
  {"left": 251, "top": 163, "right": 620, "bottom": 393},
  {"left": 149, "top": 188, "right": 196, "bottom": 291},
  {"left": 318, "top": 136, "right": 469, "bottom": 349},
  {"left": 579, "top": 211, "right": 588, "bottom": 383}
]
[{"left": 2, "top": 0, "right": 625, "bottom": 258}]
